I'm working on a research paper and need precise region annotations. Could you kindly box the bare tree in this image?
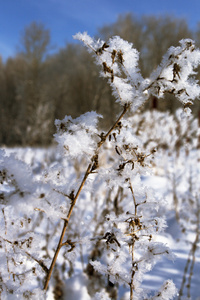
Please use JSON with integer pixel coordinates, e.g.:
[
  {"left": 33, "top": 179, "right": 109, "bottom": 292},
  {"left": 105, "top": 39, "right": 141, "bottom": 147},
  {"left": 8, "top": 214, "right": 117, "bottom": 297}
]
[
  {"left": 19, "top": 21, "right": 50, "bottom": 64},
  {"left": 16, "top": 22, "right": 52, "bottom": 145}
]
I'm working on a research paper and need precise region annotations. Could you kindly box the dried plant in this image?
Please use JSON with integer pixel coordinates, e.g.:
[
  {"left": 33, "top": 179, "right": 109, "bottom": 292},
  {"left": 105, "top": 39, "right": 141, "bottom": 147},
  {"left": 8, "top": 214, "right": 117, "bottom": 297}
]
[{"left": 1, "top": 34, "right": 200, "bottom": 299}]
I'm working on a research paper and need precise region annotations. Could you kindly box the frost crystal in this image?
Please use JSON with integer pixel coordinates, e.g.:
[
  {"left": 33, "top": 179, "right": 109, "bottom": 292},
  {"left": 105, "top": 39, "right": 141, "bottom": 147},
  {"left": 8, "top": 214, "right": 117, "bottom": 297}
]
[
  {"left": 74, "top": 33, "right": 147, "bottom": 110},
  {"left": 150, "top": 280, "right": 178, "bottom": 300},
  {"left": 54, "top": 111, "right": 102, "bottom": 159},
  {"left": 147, "top": 39, "right": 200, "bottom": 105}
]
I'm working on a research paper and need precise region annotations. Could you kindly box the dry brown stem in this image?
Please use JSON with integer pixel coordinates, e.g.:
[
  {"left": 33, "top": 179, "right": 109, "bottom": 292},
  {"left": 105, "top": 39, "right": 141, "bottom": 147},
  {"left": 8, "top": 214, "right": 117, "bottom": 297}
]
[
  {"left": 43, "top": 103, "right": 130, "bottom": 291},
  {"left": 178, "top": 198, "right": 200, "bottom": 299}
]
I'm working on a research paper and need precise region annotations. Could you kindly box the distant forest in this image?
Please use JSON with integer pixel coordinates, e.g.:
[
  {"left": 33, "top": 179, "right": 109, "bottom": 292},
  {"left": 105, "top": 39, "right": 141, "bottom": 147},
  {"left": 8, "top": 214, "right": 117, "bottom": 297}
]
[{"left": 1, "top": 14, "right": 200, "bottom": 146}]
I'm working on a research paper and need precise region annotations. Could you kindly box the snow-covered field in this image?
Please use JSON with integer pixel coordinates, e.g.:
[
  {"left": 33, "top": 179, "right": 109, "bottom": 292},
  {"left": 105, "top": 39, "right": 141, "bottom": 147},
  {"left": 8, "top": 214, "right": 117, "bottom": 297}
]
[
  {"left": 1, "top": 142, "right": 199, "bottom": 299},
  {"left": 142, "top": 175, "right": 200, "bottom": 300}
]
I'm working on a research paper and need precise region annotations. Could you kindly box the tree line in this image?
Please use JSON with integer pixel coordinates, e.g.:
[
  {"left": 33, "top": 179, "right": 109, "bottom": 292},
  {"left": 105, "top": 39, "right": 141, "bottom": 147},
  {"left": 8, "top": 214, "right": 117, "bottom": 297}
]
[{"left": 1, "top": 14, "right": 200, "bottom": 146}]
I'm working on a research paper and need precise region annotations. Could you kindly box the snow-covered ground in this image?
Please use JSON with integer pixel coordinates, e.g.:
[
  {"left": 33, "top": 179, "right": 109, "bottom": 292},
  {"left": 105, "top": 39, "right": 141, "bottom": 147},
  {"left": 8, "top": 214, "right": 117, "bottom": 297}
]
[{"left": 1, "top": 146, "right": 199, "bottom": 299}]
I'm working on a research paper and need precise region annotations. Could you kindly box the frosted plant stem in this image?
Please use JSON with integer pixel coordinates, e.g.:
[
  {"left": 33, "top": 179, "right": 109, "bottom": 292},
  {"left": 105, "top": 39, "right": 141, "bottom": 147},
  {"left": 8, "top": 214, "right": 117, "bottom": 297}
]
[
  {"left": 2, "top": 209, "right": 10, "bottom": 275},
  {"left": 178, "top": 199, "right": 200, "bottom": 300},
  {"left": 98, "top": 103, "right": 130, "bottom": 148},
  {"left": 129, "top": 180, "right": 137, "bottom": 215},
  {"left": 44, "top": 103, "right": 130, "bottom": 291},
  {"left": 130, "top": 244, "right": 135, "bottom": 300},
  {"left": 44, "top": 163, "right": 92, "bottom": 291},
  {"left": 128, "top": 181, "right": 138, "bottom": 300},
  {"left": 187, "top": 200, "right": 200, "bottom": 298}
]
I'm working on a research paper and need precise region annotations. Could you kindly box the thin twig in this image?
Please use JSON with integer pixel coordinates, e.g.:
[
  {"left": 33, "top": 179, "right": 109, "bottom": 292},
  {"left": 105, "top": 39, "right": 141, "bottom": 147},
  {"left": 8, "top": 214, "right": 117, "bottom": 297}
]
[
  {"left": 0, "top": 235, "right": 49, "bottom": 273},
  {"left": 2, "top": 209, "right": 10, "bottom": 275},
  {"left": 130, "top": 245, "right": 135, "bottom": 300},
  {"left": 43, "top": 103, "right": 130, "bottom": 291},
  {"left": 129, "top": 180, "right": 137, "bottom": 215},
  {"left": 178, "top": 198, "right": 200, "bottom": 299}
]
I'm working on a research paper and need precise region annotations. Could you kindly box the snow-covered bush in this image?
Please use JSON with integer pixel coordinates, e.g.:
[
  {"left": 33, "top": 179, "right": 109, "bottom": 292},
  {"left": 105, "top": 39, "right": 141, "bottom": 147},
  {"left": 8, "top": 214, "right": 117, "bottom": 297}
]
[{"left": 1, "top": 34, "right": 200, "bottom": 299}]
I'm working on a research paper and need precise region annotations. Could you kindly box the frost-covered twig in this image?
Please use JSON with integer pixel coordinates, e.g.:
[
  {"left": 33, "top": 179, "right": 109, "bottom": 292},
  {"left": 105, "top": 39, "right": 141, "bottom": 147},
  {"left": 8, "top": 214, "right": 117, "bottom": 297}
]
[
  {"left": 44, "top": 34, "right": 200, "bottom": 297},
  {"left": 44, "top": 103, "right": 130, "bottom": 290}
]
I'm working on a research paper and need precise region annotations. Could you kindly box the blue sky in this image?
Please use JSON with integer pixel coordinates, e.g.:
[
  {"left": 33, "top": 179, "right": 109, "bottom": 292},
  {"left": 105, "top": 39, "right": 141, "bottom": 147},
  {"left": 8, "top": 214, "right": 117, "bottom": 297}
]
[{"left": 0, "top": 0, "right": 200, "bottom": 61}]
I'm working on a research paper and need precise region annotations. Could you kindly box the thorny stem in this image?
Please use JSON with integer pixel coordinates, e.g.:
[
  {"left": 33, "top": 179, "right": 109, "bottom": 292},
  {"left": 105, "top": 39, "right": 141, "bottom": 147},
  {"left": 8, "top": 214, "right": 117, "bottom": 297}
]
[{"left": 43, "top": 103, "right": 130, "bottom": 291}]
